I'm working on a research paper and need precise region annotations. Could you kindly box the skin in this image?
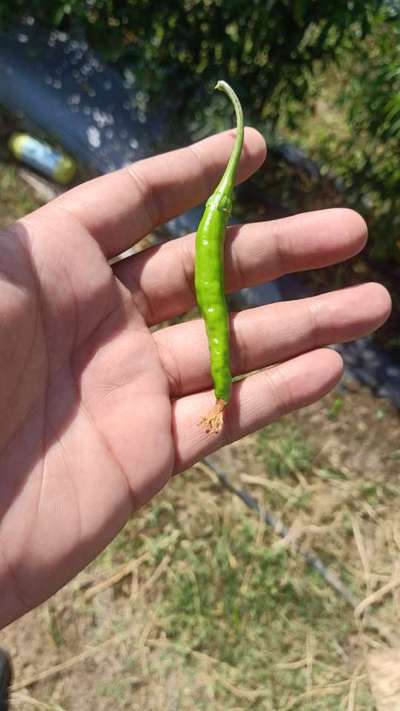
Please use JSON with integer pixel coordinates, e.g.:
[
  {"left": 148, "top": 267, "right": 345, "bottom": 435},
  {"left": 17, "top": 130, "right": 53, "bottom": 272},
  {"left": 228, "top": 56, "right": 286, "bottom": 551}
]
[
  {"left": 0, "top": 127, "right": 391, "bottom": 629},
  {"left": 195, "top": 81, "right": 244, "bottom": 433}
]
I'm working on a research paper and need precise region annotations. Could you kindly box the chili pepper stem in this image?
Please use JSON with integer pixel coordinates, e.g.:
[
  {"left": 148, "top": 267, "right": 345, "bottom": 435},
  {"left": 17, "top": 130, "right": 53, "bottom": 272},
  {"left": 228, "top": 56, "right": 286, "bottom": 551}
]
[{"left": 199, "top": 399, "right": 227, "bottom": 434}]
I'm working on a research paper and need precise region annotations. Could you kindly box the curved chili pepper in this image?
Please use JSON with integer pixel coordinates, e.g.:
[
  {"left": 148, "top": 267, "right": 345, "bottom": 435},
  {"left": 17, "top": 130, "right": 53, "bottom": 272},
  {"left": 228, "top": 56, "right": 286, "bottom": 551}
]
[{"left": 194, "top": 80, "right": 244, "bottom": 433}]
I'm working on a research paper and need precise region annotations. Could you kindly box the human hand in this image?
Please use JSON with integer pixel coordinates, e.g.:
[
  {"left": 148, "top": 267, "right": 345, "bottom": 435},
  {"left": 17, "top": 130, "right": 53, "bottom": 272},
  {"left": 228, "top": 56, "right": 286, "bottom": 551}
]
[{"left": 0, "top": 129, "right": 391, "bottom": 627}]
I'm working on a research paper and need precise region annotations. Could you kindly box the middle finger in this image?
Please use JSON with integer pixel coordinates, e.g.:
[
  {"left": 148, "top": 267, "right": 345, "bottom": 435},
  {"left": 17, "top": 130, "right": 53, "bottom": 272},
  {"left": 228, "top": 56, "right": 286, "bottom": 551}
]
[{"left": 113, "top": 207, "right": 367, "bottom": 325}]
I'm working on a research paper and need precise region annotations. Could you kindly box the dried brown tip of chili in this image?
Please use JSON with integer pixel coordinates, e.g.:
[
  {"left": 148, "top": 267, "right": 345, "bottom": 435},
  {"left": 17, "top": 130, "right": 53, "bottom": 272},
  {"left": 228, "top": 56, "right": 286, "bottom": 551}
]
[{"left": 199, "top": 399, "right": 227, "bottom": 434}]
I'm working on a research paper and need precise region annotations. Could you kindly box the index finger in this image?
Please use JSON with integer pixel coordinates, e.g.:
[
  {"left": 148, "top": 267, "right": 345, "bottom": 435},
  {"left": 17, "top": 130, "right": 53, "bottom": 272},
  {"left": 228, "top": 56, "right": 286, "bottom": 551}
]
[{"left": 54, "top": 128, "right": 266, "bottom": 258}]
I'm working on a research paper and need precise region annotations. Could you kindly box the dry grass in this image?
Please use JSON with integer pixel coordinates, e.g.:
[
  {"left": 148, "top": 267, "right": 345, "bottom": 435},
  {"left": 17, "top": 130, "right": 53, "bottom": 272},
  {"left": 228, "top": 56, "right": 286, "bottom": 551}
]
[
  {"left": 0, "top": 158, "right": 399, "bottom": 709},
  {"left": 0, "top": 386, "right": 398, "bottom": 710},
  {"left": 0, "top": 161, "right": 41, "bottom": 229}
]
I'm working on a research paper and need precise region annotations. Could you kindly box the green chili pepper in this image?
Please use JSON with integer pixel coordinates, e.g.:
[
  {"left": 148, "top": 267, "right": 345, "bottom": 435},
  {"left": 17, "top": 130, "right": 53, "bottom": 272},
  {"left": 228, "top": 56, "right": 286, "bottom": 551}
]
[{"left": 194, "top": 80, "right": 244, "bottom": 433}]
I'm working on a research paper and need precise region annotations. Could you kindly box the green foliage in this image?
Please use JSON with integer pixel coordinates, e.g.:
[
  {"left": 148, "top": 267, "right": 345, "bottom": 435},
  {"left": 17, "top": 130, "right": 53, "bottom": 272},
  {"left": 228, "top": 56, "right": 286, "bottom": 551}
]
[
  {"left": 326, "top": 397, "right": 344, "bottom": 421},
  {"left": 161, "top": 515, "right": 353, "bottom": 708},
  {"left": 1, "top": 1, "right": 398, "bottom": 262},
  {"left": 0, "top": 161, "right": 40, "bottom": 227},
  {"left": 285, "top": 9, "right": 400, "bottom": 263},
  {"left": 0, "top": 1, "right": 385, "bottom": 124},
  {"left": 257, "top": 421, "right": 313, "bottom": 478},
  {"left": 336, "top": 13, "right": 400, "bottom": 261}
]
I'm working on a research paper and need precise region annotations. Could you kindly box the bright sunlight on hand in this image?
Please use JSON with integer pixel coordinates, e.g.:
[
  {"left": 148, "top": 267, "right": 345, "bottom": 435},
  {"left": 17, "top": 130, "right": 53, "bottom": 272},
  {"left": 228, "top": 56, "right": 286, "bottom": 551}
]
[{"left": 0, "top": 128, "right": 391, "bottom": 627}]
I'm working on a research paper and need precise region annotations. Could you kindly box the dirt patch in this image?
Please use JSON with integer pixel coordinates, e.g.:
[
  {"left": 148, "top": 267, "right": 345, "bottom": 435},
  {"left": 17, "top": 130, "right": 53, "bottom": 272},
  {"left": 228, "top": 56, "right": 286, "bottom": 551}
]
[
  {"left": 0, "top": 386, "right": 398, "bottom": 709},
  {"left": 368, "top": 647, "right": 400, "bottom": 711}
]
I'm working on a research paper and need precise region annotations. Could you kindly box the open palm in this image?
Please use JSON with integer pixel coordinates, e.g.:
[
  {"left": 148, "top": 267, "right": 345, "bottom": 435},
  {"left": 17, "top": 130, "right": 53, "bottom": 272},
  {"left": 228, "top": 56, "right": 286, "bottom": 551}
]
[{"left": 0, "top": 129, "right": 391, "bottom": 628}]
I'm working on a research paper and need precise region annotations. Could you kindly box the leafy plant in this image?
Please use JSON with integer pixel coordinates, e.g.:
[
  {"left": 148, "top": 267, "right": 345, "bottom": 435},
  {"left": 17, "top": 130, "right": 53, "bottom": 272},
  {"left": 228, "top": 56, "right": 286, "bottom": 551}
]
[
  {"left": 1, "top": 1, "right": 398, "bottom": 263},
  {"left": 0, "top": 1, "right": 386, "bottom": 124},
  {"left": 257, "top": 421, "right": 313, "bottom": 478}
]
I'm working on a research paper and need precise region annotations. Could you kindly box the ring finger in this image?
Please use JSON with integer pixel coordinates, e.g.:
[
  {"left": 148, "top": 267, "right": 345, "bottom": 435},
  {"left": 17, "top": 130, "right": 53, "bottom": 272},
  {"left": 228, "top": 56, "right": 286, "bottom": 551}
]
[{"left": 154, "top": 281, "right": 391, "bottom": 397}]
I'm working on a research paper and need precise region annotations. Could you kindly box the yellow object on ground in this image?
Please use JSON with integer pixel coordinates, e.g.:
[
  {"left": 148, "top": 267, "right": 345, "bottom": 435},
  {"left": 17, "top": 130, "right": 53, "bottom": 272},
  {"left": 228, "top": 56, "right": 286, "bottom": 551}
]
[{"left": 8, "top": 133, "right": 76, "bottom": 185}]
